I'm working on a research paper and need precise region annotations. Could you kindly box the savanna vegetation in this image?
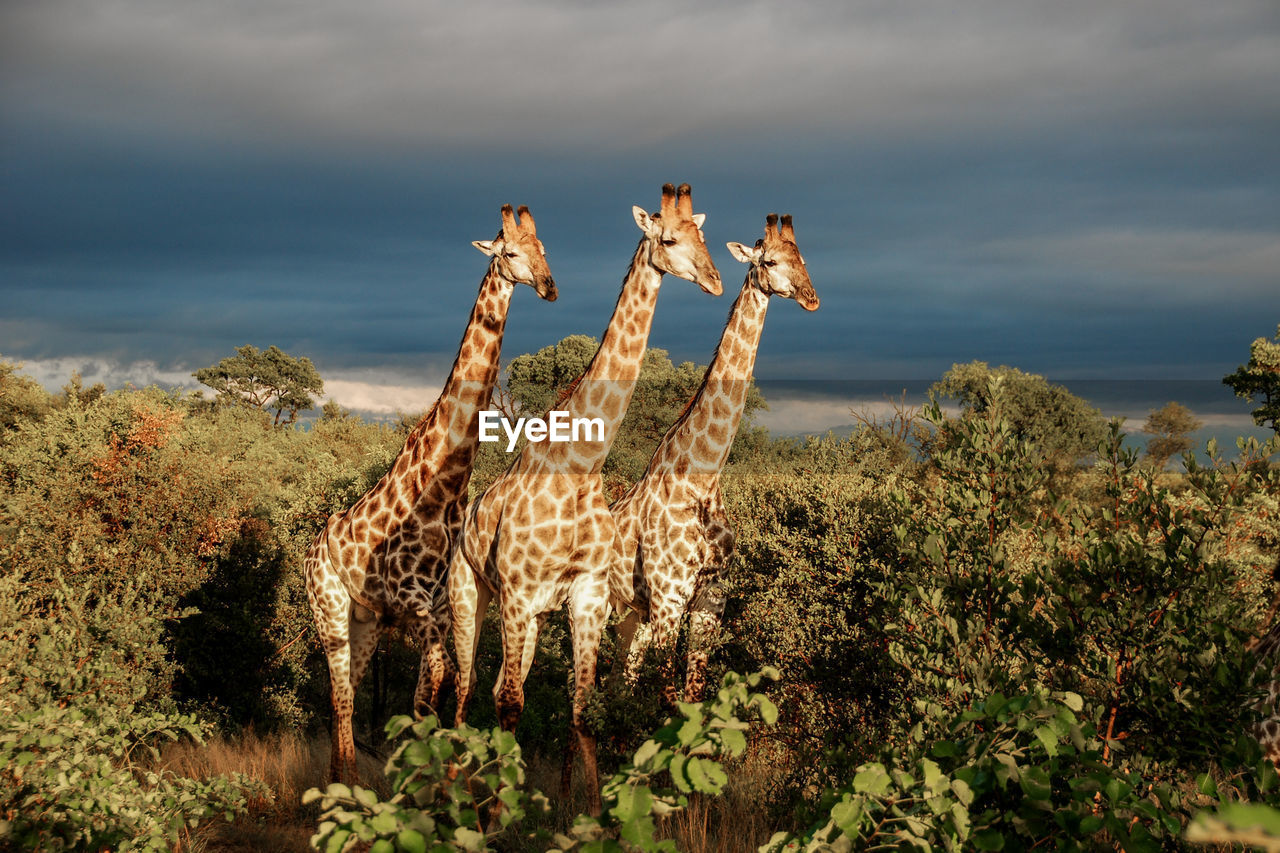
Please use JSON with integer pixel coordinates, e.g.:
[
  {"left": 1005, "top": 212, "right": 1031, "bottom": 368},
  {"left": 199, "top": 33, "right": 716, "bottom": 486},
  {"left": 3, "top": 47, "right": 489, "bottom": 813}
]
[{"left": 1, "top": 340, "right": 1278, "bottom": 852}]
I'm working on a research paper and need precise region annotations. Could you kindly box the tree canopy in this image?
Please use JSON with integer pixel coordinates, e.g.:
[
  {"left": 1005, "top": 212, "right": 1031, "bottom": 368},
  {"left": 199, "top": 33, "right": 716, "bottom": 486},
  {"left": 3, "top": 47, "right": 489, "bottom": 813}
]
[
  {"left": 193, "top": 345, "right": 323, "bottom": 426},
  {"left": 929, "top": 361, "right": 1106, "bottom": 474},
  {"left": 1142, "top": 400, "right": 1203, "bottom": 468},
  {"left": 1223, "top": 324, "right": 1280, "bottom": 434}
]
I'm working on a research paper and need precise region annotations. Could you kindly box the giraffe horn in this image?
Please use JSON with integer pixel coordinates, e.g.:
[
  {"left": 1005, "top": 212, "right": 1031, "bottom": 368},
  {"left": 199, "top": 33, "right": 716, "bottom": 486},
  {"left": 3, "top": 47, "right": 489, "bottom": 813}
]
[
  {"left": 660, "top": 183, "right": 677, "bottom": 218},
  {"left": 764, "top": 213, "right": 779, "bottom": 242},
  {"left": 676, "top": 183, "right": 693, "bottom": 218},
  {"left": 780, "top": 214, "right": 795, "bottom": 241},
  {"left": 516, "top": 204, "right": 536, "bottom": 235},
  {"left": 501, "top": 204, "right": 518, "bottom": 240}
]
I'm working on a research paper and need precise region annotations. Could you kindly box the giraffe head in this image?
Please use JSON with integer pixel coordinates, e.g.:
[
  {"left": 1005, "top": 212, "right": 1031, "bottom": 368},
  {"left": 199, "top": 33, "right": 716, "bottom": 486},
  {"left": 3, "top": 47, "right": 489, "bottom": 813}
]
[
  {"left": 472, "top": 204, "right": 558, "bottom": 301},
  {"left": 632, "top": 183, "right": 723, "bottom": 296},
  {"left": 725, "top": 213, "right": 819, "bottom": 311}
]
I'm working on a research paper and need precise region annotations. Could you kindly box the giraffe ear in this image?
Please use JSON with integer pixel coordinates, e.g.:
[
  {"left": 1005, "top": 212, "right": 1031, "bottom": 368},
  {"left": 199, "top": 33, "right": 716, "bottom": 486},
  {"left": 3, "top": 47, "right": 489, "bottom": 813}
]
[
  {"left": 472, "top": 240, "right": 498, "bottom": 256},
  {"left": 691, "top": 213, "right": 706, "bottom": 229},
  {"left": 632, "top": 206, "right": 655, "bottom": 233},
  {"left": 726, "top": 241, "right": 758, "bottom": 264}
]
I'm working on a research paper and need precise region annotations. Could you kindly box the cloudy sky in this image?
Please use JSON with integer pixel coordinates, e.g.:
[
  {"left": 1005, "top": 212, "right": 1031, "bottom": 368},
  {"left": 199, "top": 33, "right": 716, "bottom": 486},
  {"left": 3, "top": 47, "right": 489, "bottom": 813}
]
[{"left": 3, "top": 0, "right": 1277, "bottom": 430}]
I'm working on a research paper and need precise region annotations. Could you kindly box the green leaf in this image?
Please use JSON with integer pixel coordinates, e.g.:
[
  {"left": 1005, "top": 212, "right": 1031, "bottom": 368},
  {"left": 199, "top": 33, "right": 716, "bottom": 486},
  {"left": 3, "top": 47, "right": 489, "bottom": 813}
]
[
  {"left": 369, "top": 811, "right": 399, "bottom": 835},
  {"left": 612, "top": 784, "right": 653, "bottom": 823},
  {"left": 452, "top": 827, "right": 487, "bottom": 851},
  {"left": 1078, "top": 815, "right": 1103, "bottom": 834},
  {"left": 396, "top": 829, "right": 427, "bottom": 853},
  {"left": 325, "top": 829, "right": 352, "bottom": 853},
  {"left": 931, "top": 740, "right": 960, "bottom": 758},
  {"left": 852, "top": 764, "right": 892, "bottom": 797},
  {"left": 632, "top": 739, "right": 661, "bottom": 767},
  {"left": 921, "top": 758, "right": 945, "bottom": 795},
  {"left": 720, "top": 727, "right": 747, "bottom": 755},
  {"left": 757, "top": 697, "right": 779, "bottom": 726},
  {"left": 950, "top": 802, "right": 971, "bottom": 841},
  {"left": 830, "top": 799, "right": 864, "bottom": 836},
  {"left": 972, "top": 829, "right": 1006, "bottom": 850},
  {"left": 1033, "top": 725, "right": 1059, "bottom": 757},
  {"left": 1105, "top": 778, "right": 1133, "bottom": 804},
  {"left": 669, "top": 754, "right": 692, "bottom": 793},
  {"left": 1019, "top": 765, "right": 1052, "bottom": 802}
]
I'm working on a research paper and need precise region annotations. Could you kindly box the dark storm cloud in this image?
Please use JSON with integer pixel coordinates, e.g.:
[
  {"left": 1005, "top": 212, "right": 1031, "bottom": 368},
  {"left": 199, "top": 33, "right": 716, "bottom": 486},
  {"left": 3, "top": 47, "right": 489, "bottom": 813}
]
[{"left": 2, "top": 0, "right": 1278, "bottom": 429}]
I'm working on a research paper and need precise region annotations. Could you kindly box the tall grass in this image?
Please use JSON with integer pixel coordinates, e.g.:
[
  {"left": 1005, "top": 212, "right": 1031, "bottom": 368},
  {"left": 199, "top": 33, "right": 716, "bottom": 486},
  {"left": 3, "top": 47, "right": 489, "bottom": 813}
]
[
  {"left": 165, "top": 728, "right": 780, "bottom": 852},
  {"left": 160, "top": 730, "right": 388, "bottom": 853}
]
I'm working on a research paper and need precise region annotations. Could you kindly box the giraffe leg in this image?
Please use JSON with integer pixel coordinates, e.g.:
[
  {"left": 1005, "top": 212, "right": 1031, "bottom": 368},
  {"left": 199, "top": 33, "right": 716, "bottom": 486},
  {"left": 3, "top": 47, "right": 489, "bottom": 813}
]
[
  {"left": 685, "top": 610, "right": 721, "bottom": 703},
  {"left": 613, "top": 607, "right": 645, "bottom": 681},
  {"left": 647, "top": 586, "right": 693, "bottom": 707},
  {"left": 449, "top": 553, "right": 490, "bottom": 727},
  {"left": 493, "top": 609, "right": 535, "bottom": 732},
  {"left": 684, "top": 574, "right": 726, "bottom": 702},
  {"left": 307, "top": 539, "right": 367, "bottom": 786},
  {"left": 407, "top": 619, "right": 453, "bottom": 718},
  {"left": 450, "top": 571, "right": 488, "bottom": 722},
  {"left": 311, "top": 591, "right": 368, "bottom": 784},
  {"left": 567, "top": 575, "right": 606, "bottom": 817}
]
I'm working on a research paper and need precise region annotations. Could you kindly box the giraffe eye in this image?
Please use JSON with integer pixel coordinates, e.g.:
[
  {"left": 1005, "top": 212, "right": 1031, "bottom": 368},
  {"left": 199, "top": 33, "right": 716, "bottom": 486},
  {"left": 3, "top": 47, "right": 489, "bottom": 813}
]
[
  {"left": 661, "top": 238, "right": 677, "bottom": 246},
  {"left": 505, "top": 251, "right": 518, "bottom": 258},
  {"left": 763, "top": 260, "right": 777, "bottom": 268}
]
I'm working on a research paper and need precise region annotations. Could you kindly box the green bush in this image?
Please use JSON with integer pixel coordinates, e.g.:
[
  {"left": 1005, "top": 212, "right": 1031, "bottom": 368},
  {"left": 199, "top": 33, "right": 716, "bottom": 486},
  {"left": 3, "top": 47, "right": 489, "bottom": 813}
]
[
  {"left": 305, "top": 669, "right": 778, "bottom": 853},
  {"left": 0, "top": 571, "right": 264, "bottom": 851}
]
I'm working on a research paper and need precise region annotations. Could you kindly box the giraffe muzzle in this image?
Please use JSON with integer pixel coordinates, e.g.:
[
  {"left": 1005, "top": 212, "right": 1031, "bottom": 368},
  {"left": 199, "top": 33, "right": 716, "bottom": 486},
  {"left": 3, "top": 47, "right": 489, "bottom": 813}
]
[{"left": 697, "top": 272, "right": 723, "bottom": 297}]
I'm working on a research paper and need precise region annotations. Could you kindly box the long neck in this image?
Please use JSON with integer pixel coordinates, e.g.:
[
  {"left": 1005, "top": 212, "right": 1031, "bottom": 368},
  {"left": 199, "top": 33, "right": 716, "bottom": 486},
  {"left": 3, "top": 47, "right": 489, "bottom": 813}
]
[
  {"left": 539, "top": 238, "right": 662, "bottom": 471},
  {"left": 374, "top": 265, "right": 514, "bottom": 508},
  {"left": 649, "top": 274, "right": 769, "bottom": 477}
]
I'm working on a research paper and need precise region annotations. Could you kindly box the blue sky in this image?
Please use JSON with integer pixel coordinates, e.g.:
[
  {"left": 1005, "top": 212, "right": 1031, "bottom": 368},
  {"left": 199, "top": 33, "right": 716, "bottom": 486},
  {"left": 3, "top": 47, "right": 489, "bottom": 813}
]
[{"left": 2, "top": 0, "right": 1277, "bottom": 433}]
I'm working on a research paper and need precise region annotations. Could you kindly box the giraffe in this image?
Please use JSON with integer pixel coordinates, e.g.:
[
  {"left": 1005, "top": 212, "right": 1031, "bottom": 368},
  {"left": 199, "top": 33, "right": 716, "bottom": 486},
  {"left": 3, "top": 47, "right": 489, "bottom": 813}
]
[
  {"left": 448, "top": 183, "right": 722, "bottom": 813},
  {"left": 305, "top": 205, "right": 555, "bottom": 785},
  {"left": 610, "top": 213, "right": 819, "bottom": 703}
]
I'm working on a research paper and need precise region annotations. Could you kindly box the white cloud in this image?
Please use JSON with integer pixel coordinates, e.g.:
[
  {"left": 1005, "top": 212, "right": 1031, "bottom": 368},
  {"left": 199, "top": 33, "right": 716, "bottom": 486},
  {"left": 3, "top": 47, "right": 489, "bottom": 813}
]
[
  {"left": 757, "top": 394, "right": 957, "bottom": 434},
  {"left": 322, "top": 376, "right": 443, "bottom": 415},
  {"left": 1, "top": 355, "right": 446, "bottom": 416},
  {"left": 1, "top": 354, "right": 199, "bottom": 393}
]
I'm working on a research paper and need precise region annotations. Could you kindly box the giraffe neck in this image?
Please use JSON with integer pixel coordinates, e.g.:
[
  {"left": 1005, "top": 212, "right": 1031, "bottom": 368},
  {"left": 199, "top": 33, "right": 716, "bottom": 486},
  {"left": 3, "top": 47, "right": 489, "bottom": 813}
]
[
  {"left": 361, "top": 265, "right": 514, "bottom": 514},
  {"left": 541, "top": 238, "right": 662, "bottom": 471},
  {"left": 651, "top": 274, "right": 769, "bottom": 475}
]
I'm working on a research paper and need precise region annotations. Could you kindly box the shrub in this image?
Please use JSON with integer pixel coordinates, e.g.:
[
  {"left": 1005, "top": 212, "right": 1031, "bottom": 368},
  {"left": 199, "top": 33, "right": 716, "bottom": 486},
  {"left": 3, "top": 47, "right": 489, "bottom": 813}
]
[{"left": 0, "top": 571, "right": 264, "bottom": 851}]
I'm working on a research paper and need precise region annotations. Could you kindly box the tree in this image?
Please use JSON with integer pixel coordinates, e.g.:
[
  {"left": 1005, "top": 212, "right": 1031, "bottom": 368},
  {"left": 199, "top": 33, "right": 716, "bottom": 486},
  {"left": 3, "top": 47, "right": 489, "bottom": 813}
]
[
  {"left": 0, "top": 361, "right": 51, "bottom": 432},
  {"left": 60, "top": 371, "right": 105, "bottom": 408},
  {"left": 929, "top": 361, "right": 1106, "bottom": 475},
  {"left": 193, "top": 345, "right": 323, "bottom": 426},
  {"left": 1223, "top": 324, "right": 1280, "bottom": 434},
  {"left": 1142, "top": 400, "right": 1202, "bottom": 468}
]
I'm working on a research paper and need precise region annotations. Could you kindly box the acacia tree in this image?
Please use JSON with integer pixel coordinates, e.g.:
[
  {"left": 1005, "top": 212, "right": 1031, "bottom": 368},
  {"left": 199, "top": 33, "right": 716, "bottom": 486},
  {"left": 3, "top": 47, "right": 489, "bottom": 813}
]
[
  {"left": 1142, "top": 400, "right": 1202, "bottom": 468},
  {"left": 193, "top": 345, "right": 323, "bottom": 426},
  {"left": 929, "top": 360, "right": 1106, "bottom": 477},
  {"left": 1223, "top": 324, "right": 1280, "bottom": 434}
]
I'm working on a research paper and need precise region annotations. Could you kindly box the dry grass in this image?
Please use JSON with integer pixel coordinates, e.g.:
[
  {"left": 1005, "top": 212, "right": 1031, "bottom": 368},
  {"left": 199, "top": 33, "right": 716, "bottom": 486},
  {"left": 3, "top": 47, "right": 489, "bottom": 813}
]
[
  {"left": 164, "top": 731, "right": 783, "bottom": 852},
  {"left": 524, "top": 747, "right": 781, "bottom": 853},
  {"left": 160, "top": 730, "right": 389, "bottom": 853}
]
